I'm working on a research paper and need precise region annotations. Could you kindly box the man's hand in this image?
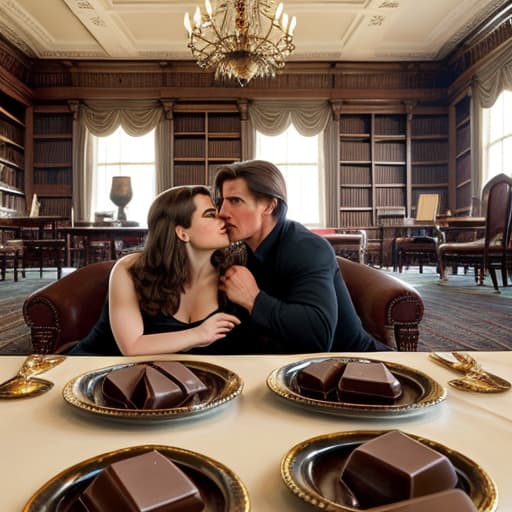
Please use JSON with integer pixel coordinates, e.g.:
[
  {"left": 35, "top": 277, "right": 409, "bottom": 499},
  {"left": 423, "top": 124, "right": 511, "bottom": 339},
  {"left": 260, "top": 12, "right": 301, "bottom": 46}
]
[{"left": 219, "top": 265, "right": 260, "bottom": 314}]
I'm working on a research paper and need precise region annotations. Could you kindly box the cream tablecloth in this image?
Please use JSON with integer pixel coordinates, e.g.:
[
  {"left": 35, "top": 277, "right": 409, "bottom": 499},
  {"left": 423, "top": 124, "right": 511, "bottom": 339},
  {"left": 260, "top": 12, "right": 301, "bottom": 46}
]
[{"left": 1, "top": 351, "right": 511, "bottom": 511}]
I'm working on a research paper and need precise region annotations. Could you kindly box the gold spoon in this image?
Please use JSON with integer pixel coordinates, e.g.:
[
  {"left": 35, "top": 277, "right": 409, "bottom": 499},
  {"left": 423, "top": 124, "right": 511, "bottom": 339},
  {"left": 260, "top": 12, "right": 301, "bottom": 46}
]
[{"left": 0, "top": 354, "right": 66, "bottom": 399}]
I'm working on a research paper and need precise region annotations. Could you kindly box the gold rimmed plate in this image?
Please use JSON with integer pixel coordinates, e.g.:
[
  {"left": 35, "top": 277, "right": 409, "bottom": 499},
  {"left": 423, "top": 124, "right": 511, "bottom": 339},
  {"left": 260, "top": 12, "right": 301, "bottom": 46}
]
[
  {"left": 23, "top": 444, "right": 250, "bottom": 512},
  {"left": 267, "top": 357, "right": 446, "bottom": 418},
  {"left": 281, "top": 430, "right": 497, "bottom": 512},
  {"left": 62, "top": 360, "right": 243, "bottom": 422}
]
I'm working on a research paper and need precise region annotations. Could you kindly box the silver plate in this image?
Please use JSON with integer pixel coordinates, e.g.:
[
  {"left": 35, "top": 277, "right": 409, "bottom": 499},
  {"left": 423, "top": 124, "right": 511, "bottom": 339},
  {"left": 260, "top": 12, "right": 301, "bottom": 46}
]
[
  {"left": 23, "top": 444, "right": 250, "bottom": 512},
  {"left": 63, "top": 360, "right": 243, "bottom": 422},
  {"left": 282, "top": 430, "right": 498, "bottom": 512},
  {"left": 267, "top": 356, "right": 446, "bottom": 418}
]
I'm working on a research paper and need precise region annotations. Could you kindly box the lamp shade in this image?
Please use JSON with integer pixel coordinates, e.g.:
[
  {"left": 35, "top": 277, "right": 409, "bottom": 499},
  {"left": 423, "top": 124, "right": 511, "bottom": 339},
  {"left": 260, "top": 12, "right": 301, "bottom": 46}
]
[{"left": 110, "top": 176, "right": 133, "bottom": 221}]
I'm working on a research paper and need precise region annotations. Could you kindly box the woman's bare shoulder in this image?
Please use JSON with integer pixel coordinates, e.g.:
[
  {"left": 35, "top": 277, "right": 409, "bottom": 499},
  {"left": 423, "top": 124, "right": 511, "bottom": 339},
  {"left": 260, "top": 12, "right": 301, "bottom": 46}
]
[{"left": 112, "top": 252, "right": 142, "bottom": 274}]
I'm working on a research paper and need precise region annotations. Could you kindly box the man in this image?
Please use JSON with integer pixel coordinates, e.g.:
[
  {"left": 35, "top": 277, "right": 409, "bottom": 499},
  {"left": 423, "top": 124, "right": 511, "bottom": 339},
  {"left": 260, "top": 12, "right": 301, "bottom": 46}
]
[{"left": 214, "top": 160, "right": 388, "bottom": 353}]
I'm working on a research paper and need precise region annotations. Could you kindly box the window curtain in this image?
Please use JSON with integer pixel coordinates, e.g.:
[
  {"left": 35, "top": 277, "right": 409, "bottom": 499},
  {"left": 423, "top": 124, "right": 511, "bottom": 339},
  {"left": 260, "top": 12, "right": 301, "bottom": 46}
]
[
  {"left": 471, "top": 40, "right": 512, "bottom": 210},
  {"left": 72, "top": 99, "right": 170, "bottom": 221},
  {"left": 247, "top": 101, "right": 337, "bottom": 226}
]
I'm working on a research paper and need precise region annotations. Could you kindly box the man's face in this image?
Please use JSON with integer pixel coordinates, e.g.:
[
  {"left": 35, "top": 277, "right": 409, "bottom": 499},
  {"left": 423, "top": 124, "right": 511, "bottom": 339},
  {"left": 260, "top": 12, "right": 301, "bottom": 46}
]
[{"left": 217, "top": 178, "right": 272, "bottom": 249}]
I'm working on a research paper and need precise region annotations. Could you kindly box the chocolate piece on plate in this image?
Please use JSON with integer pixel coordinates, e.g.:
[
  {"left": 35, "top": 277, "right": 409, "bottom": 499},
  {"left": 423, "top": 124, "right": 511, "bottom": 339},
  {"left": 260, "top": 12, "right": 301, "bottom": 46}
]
[
  {"left": 78, "top": 450, "right": 205, "bottom": 512},
  {"left": 377, "top": 489, "right": 477, "bottom": 512},
  {"left": 296, "top": 359, "right": 345, "bottom": 400},
  {"left": 151, "top": 361, "right": 208, "bottom": 400},
  {"left": 337, "top": 361, "right": 402, "bottom": 402},
  {"left": 102, "top": 364, "right": 146, "bottom": 409},
  {"left": 341, "top": 430, "right": 458, "bottom": 508},
  {"left": 134, "top": 366, "right": 185, "bottom": 409}
]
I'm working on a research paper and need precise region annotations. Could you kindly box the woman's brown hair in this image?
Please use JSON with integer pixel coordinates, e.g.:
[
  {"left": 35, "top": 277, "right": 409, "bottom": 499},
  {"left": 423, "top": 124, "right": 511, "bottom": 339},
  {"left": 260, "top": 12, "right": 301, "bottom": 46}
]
[{"left": 129, "top": 185, "right": 211, "bottom": 316}]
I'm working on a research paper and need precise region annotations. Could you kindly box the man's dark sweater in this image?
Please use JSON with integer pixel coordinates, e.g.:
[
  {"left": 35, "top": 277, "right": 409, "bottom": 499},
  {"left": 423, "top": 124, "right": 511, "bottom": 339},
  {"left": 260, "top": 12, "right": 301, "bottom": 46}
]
[{"left": 233, "top": 216, "right": 386, "bottom": 353}]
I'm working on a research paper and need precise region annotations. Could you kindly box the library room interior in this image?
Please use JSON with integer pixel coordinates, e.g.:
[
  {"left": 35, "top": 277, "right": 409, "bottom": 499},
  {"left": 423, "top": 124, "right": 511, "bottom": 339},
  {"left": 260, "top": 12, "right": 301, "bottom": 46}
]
[{"left": 0, "top": 1, "right": 511, "bottom": 511}]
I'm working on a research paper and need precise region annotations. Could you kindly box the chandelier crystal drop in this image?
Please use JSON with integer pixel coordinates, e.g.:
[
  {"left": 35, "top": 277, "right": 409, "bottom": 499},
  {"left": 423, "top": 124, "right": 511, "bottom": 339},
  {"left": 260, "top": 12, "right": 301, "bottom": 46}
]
[{"left": 184, "top": 0, "right": 297, "bottom": 86}]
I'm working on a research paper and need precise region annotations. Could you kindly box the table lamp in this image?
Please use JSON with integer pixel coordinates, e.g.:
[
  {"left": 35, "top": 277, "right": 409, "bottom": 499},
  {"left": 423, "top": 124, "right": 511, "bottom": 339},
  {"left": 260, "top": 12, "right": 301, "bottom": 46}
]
[{"left": 110, "top": 176, "right": 133, "bottom": 221}]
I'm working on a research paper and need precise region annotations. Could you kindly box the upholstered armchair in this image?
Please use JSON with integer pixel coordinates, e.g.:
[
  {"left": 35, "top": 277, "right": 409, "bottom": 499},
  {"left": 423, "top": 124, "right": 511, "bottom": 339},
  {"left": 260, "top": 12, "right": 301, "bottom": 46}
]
[{"left": 23, "top": 257, "right": 424, "bottom": 354}]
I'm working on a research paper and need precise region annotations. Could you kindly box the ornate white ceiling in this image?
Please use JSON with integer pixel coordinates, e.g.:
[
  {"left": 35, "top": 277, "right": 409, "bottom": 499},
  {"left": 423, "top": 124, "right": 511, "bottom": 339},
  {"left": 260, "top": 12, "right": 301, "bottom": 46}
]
[{"left": 0, "top": 0, "right": 508, "bottom": 62}]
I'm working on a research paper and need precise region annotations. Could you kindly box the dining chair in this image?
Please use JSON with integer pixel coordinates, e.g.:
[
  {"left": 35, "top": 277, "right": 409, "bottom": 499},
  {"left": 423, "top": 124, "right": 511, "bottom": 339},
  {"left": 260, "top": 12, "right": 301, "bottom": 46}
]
[
  {"left": 437, "top": 173, "right": 512, "bottom": 292},
  {"left": 394, "top": 193, "right": 441, "bottom": 273}
]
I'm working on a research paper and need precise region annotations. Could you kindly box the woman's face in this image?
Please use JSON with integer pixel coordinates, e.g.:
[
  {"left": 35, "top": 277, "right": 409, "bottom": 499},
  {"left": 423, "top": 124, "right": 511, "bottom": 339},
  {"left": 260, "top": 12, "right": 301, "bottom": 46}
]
[{"left": 179, "top": 193, "right": 229, "bottom": 250}]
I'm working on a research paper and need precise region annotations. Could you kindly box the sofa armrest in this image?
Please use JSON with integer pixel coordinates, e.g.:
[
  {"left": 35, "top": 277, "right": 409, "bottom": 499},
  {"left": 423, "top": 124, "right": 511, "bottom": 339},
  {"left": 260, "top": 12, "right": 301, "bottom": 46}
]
[
  {"left": 337, "top": 257, "right": 424, "bottom": 351},
  {"left": 23, "top": 261, "right": 115, "bottom": 354}
]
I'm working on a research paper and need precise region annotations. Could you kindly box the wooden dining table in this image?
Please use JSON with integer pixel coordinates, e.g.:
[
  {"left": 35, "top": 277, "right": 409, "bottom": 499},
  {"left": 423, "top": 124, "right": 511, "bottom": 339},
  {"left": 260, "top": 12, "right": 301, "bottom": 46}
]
[{"left": 1, "top": 351, "right": 510, "bottom": 511}]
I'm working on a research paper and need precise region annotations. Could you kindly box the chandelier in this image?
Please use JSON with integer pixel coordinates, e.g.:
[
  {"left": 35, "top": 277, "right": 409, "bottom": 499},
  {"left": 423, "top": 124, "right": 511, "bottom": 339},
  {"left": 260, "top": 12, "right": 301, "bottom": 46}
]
[{"left": 184, "top": 0, "right": 297, "bottom": 86}]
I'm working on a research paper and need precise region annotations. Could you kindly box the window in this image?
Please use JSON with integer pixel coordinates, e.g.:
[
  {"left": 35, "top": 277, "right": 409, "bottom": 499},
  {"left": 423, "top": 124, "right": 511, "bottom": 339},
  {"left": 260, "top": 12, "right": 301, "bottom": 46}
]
[
  {"left": 255, "top": 124, "right": 324, "bottom": 226},
  {"left": 92, "top": 126, "right": 156, "bottom": 226},
  {"left": 482, "top": 89, "right": 512, "bottom": 183}
]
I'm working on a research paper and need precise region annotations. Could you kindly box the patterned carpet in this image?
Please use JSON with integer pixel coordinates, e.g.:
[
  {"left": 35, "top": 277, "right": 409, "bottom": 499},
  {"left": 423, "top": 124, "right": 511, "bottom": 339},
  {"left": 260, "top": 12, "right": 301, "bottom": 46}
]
[
  {"left": 0, "top": 272, "right": 59, "bottom": 354},
  {"left": 1, "top": 267, "right": 511, "bottom": 354},
  {"left": 387, "top": 268, "right": 512, "bottom": 351}
]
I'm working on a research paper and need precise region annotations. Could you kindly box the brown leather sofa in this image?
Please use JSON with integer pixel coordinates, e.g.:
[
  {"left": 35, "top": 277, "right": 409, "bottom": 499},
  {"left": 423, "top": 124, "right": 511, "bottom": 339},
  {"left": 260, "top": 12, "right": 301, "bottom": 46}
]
[{"left": 23, "top": 257, "right": 424, "bottom": 354}]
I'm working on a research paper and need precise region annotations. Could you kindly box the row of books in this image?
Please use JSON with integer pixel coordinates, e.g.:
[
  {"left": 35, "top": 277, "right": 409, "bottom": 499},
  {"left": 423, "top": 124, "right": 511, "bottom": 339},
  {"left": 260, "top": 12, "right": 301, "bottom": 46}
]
[
  {"left": 411, "top": 116, "right": 448, "bottom": 135},
  {"left": 34, "top": 114, "right": 72, "bottom": 134},
  {"left": 340, "top": 165, "right": 372, "bottom": 184},
  {"left": 34, "top": 169, "right": 72, "bottom": 185},
  {"left": 174, "top": 114, "right": 241, "bottom": 134},
  {"left": 339, "top": 211, "right": 373, "bottom": 227},
  {"left": 340, "top": 141, "right": 371, "bottom": 160},
  {"left": 34, "top": 140, "right": 72, "bottom": 164},
  {"left": 456, "top": 153, "right": 471, "bottom": 182},
  {"left": 0, "top": 145, "right": 24, "bottom": 167},
  {"left": 0, "top": 164, "right": 21, "bottom": 187},
  {"left": 339, "top": 116, "right": 370, "bottom": 134},
  {"left": 411, "top": 141, "right": 448, "bottom": 161},
  {"left": 208, "top": 140, "right": 240, "bottom": 157},
  {"left": 373, "top": 116, "right": 406, "bottom": 136},
  {"left": 340, "top": 187, "right": 371, "bottom": 207},
  {"left": 456, "top": 123, "right": 471, "bottom": 153},
  {"left": 0, "top": 190, "right": 25, "bottom": 211},
  {"left": 0, "top": 119, "right": 24, "bottom": 146},
  {"left": 374, "top": 165, "right": 406, "bottom": 183},
  {"left": 375, "top": 188, "right": 406, "bottom": 205},
  {"left": 374, "top": 142, "right": 406, "bottom": 162},
  {"left": 39, "top": 197, "right": 72, "bottom": 216},
  {"left": 412, "top": 165, "right": 448, "bottom": 184}
]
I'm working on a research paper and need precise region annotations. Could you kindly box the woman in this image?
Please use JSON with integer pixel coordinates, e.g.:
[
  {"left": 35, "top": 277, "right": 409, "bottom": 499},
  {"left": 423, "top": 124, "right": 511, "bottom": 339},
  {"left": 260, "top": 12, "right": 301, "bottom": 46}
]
[{"left": 69, "top": 185, "right": 241, "bottom": 355}]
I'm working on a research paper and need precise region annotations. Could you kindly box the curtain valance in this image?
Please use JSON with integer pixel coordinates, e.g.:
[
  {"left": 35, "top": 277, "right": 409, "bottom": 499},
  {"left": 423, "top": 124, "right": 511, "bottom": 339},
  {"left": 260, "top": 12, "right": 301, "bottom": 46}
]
[
  {"left": 248, "top": 101, "right": 331, "bottom": 136},
  {"left": 473, "top": 40, "right": 512, "bottom": 108},
  {"left": 80, "top": 100, "right": 163, "bottom": 136}
]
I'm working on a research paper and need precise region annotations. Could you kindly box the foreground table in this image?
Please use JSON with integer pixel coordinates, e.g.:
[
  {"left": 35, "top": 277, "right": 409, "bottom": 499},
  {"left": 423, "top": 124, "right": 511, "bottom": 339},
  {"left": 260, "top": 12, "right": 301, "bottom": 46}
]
[{"left": 1, "top": 352, "right": 511, "bottom": 511}]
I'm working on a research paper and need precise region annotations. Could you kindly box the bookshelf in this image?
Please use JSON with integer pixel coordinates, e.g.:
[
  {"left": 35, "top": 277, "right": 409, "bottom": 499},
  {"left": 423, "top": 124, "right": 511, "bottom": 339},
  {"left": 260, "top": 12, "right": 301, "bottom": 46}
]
[
  {"left": 172, "top": 106, "right": 242, "bottom": 187},
  {"left": 32, "top": 106, "right": 73, "bottom": 216},
  {"left": 0, "top": 91, "right": 26, "bottom": 216},
  {"left": 454, "top": 95, "right": 472, "bottom": 214},
  {"left": 338, "top": 109, "right": 452, "bottom": 227},
  {"left": 374, "top": 114, "right": 407, "bottom": 219},
  {"left": 339, "top": 114, "right": 372, "bottom": 226},
  {"left": 339, "top": 113, "right": 407, "bottom": 226},
  {"left": 410, "top": 111, "right": 449, "bottom": 215}
]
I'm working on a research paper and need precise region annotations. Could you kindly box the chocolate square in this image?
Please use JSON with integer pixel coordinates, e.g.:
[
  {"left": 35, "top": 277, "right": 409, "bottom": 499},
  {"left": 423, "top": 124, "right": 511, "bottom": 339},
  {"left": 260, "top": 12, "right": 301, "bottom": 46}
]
[
  {"left": 341, "top": 431, "right": 458, "bottom": 508},
  {"left": 337, "top": 361, "right": 402, "bottom": 402},
  {"left": 296, "top": 359, "right": 345, "bottom": 400},
  {"left": 78, "top": 450, "right": 205, "bottom": 512}
]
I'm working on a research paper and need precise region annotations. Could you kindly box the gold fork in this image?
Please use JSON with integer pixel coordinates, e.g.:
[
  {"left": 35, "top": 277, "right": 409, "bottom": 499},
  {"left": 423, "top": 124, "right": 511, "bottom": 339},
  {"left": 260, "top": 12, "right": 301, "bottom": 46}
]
[{"left": 429, "top": 352, "right": 511, "bottom": 393}]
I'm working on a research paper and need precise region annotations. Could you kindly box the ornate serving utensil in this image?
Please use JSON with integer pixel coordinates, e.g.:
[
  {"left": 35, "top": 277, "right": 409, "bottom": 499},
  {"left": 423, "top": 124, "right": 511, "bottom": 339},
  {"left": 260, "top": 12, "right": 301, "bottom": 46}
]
[
  {"left": 429, "top": 352, "right": 510, "bottom": 393},
  {"left": 0, "top": 354, "right": 66, "bottom": 399}
]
